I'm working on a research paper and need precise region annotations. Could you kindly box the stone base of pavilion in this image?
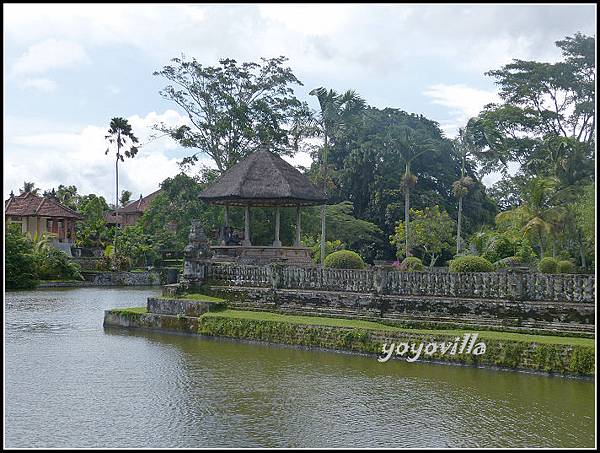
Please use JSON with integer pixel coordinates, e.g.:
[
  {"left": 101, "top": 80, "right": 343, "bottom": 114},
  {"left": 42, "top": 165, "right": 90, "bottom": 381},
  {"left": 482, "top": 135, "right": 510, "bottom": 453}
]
[{"left": 210, "top": 245, "right": 313, "bottom": 266}]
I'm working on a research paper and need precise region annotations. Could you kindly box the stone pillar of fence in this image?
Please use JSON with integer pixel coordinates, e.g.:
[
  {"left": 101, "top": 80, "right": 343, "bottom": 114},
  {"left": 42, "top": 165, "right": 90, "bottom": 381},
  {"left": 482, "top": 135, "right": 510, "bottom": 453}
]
[
  {"left": 270, "top": 263, "right": 283, "bottom": 289},
  {"left": 182, "top": 220, "right": 213, "bottom": 290}
]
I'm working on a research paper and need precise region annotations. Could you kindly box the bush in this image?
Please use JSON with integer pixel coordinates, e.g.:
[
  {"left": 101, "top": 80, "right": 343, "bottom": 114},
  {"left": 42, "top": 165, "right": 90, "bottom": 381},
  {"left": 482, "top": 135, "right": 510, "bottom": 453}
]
[
  {"left": 400, "top": 256, "right": 424, "bottom": 272},
  {"left": 5, "top": 225, "right": 39, "bottom": 289},
  {"left": 493, "top": 256, "right": 522, "bottom": 271},
  {"left": 96, "top": 255, "right": 112, "bottom": 271},
  {"left": 323, "top": 250, "right": 365, "bottom": 269},
  {"left": 449, "top": 255, "right": 494, "bottom": 273},
  {"left": 481, "top": 235, "right": 514, "bottom": 264},
  {"left": 95, "top": 253, "right": 132, "bottom": 271},
  {"left": 557, "top": 260, "right": 575, "bottom": 274},
  {"left": 36, "top": 247, "right": 83, "bottom": 281},
  {"left": 538, "top": 257, "right": 558, "bottom": 274}
]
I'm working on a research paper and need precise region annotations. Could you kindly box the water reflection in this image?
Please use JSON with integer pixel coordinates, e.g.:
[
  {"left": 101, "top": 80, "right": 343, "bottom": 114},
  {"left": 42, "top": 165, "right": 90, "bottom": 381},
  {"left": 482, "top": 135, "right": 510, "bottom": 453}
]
[{"left": 5, "top": 288, "right": 595, "bottom": 448}]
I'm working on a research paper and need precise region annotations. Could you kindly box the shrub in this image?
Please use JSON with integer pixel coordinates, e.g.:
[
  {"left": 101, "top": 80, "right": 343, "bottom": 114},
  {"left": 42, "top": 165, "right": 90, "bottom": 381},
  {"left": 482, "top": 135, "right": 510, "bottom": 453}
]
[
  {"left": 538, "top": 257, "right": 558, "bottom": 274},
  {"left": 36, "top": 247, "right": 84, "bottom": 281},
  {"left": 449, "top": 255, "right": 494, "bottom": 273},
  {"left": 515, "top": 239, "right": 536, "bottom": 263},
  {"left": 481, "top": 235, "right": 514, "bottom": 264},
  {"left": 95, "top": 253, "right": 132, "bottom": 271},
  {"left": 5, "top": 224, "right": 39, "bottom": 289},
  {"left": 400, "top": 256, "right": 424, "bottom": 272},
  {"left": 557, "top": 260, "right": 575, "bottom": 274},
  {"left": 96, "top": 255, "right": 112, "bottom": 271},
  {"left": 493, "top": 256, "right": 522, "bottom": 271},
  {"left": 323, "top": 250, "right": 365, "bottom": 269}
]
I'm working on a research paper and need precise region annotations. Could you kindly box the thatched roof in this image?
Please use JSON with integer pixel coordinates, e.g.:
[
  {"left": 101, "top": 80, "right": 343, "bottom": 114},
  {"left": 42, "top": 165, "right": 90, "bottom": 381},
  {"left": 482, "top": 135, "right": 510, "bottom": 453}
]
[{"left": 199, "top": 150, "right": 327, "bottom": 207}]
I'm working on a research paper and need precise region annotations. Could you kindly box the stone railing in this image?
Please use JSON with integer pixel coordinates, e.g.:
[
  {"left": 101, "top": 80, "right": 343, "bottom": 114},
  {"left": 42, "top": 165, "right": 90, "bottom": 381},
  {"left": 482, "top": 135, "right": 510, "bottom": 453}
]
[{"left": 204, "top": 263, "right": 595, "bottom": 303}]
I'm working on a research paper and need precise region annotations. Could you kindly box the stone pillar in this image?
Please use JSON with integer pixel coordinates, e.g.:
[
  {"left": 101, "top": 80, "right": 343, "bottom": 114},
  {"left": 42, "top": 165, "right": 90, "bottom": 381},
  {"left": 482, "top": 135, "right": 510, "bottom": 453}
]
[
  {"left": 243, "top": 205, "right": 251, "bottom": 246},
  {"left": 273, "top": 207, "right": 282, "bottom": 247},
  {"left": 221, "top": 205, "right": 229, "bottom": 246},
  {"left": 295, "top": 206, "right": 301, "bottom": 246}
]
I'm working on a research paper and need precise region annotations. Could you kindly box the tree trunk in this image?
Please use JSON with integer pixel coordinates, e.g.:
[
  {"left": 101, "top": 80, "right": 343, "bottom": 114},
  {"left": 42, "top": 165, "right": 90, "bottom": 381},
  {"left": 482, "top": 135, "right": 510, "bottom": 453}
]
[
  {"left": 320, "top": 132, "right": 328, "bottom": 266},
  {"left": 404, "top": 186, "right": 410, "bottom": 257},
  {"left": 114, "top": 132, "right": 120, "bottom": 256},
  {"left": 456, "top": 195, "right": 463, "bottom": 255},
  {"left": 578, "top": 229, "right": 587, "bottom": 268}
]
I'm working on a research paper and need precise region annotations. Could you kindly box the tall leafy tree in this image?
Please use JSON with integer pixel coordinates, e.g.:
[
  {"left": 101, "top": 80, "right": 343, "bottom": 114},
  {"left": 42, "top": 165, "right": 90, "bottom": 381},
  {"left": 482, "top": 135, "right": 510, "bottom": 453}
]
[
  {"left": 391, "top": 205, "right": 455, "bottom": 269},
  {"left": 105, "top": 117, "right": 139, "bottom": 254},
  {"left": 474, "top": 33, "right": 595, "bottom": 178},
  {"left": 154, "top": 56, "right": 311, "bottom": 172}
]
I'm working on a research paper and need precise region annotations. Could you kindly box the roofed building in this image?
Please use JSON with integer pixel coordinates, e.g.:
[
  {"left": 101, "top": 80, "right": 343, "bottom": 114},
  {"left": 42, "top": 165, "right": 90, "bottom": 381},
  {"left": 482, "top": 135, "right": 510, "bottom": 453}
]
[
  {"left": 105, "top": 189, "right": 161, "bottom": 227},
  {"left": 198, "top": 149, "right": 327, "bottom": 265},
  {"left": 5, "top": 191, "right": 83, "bottom": 255}
]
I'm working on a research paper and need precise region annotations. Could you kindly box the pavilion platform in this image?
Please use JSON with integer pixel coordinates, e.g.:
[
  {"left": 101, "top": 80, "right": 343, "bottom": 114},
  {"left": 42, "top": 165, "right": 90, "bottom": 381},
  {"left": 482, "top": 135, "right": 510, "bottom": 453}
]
[{"left": 210, "top": 245, "right": 312, "bottom": 266}]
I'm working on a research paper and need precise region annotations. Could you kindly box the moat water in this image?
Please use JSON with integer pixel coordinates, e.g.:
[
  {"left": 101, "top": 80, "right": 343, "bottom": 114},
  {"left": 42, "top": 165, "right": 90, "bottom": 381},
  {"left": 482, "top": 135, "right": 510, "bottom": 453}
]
[{"left": 4, "top": 287, "right": 596, "bottom": 448}]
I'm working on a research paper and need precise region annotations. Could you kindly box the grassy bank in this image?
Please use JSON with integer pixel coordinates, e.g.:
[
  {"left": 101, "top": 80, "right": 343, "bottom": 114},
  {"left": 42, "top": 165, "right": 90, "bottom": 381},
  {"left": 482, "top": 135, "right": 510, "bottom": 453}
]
[{"left": 106, "top": 306, "right": 595, "bottom": 375}]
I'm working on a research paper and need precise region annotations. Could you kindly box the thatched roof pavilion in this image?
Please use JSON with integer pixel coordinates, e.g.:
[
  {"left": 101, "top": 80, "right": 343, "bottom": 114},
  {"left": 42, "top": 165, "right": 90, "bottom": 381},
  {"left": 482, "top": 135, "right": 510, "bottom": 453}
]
[
  {"left": 199, "top": 150, "right": 327, "bottom": 264},
  {"left": 199, "top": 150, "right": 326, "bottom": 207}
]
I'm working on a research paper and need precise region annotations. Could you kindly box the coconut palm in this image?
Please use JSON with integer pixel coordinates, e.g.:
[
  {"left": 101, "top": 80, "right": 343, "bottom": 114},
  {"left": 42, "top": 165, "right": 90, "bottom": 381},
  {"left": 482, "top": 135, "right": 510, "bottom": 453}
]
[
  {"left": 495, "top": 177, "right": 567, "bottom": 257},
  {"left": 309, "top": 87, "right": 366, "bottom": 264},
  {"left": 397, "top": 129, "right": 433, "bottom": 258},
  {"left": 19, "top": 181, "right": 40, "bottom": 195},
  {"left": 452, "top": 128, "right": 478, "bottom": 254},
  {"left": 105, "top": 117, "right": 139, "bottom": 254}
]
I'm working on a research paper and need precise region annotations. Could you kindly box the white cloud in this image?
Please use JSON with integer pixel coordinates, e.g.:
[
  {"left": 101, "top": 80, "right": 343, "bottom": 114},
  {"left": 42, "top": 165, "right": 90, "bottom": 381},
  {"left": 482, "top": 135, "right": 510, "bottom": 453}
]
[
  {"left": 11, "top": 39, "right": 90, "bottom": 76},
  {"left": 423, "top": 84, "right": 500, "bottom": 137},
  {"left": 4, "top": 110, "right": 198, "bottom": 200},
  {"left": 20, "top": 77, "right": 58, "bottom": 93}
]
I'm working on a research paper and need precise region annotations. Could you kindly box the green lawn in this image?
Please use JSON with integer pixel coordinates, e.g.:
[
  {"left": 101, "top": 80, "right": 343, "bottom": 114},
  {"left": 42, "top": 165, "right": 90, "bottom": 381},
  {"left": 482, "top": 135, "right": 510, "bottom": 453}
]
[
  {"left": 110, "top": 307, "right": 148, "bottom": 314},
  {"left": 202, "top": 309, "right": 595, "bottom": 347},
  {"left": 111, "top": 306, "right": 594, "bottom": 348},
  {"left": 172, "top": 293, "right": 225, "bottom": 302}
]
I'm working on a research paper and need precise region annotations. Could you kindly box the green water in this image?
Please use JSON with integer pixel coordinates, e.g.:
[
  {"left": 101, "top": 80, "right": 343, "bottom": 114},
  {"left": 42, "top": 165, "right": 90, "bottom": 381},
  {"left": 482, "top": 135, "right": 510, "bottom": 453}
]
[{"left": 4, "top": 287, "right": 596, "bottom": 448}]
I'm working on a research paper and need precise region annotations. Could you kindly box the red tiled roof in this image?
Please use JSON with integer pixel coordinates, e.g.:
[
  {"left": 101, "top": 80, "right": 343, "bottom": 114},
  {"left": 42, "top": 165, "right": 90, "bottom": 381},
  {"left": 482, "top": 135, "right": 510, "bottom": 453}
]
[
  {"left": 118, "top": 189, "right": 161, "bottom": 213},
  {"left": 5, "top": 192, "right": 83, "bottom": 219}
]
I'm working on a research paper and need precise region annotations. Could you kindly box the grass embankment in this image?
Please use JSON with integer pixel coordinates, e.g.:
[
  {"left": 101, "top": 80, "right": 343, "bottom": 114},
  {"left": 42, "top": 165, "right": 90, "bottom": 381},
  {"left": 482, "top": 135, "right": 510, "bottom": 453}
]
[
  {"left": 173, "top": 293, "right": 225, "bottom": 302},
  {"left": 201, "top": 309, "right": 595, "bottom": 347},
  {"left": 113, "top": 306, "right": 594, "bottom": 348}
]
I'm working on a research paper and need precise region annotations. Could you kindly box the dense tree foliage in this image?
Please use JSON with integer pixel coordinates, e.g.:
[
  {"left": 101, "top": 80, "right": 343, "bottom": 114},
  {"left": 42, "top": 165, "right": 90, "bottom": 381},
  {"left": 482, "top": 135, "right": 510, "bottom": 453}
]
[
  {"left": 305, "top": 105, "right": 496, "bottom": 260},
  {"left": 154, "top": 56, "right": 312, "bottom": 171},
  {"left": 76, "top": 194, "right": 113, "bottom": 248},
  {"left": 391, "top": 206, "right": 456, "bottom": 268},
  {"left": 6, "top": 224, "right": 39, "bottom": 289},
  {"left": 465, "top": 33, "right": 595, "bottom": 270}
]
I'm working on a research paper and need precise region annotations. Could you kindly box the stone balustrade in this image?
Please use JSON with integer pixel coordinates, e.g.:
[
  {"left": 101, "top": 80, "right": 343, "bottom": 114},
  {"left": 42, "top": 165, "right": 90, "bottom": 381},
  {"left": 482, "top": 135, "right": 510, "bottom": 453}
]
[{"left": 202, "top": 263, "right": 595, "bottom": 303}]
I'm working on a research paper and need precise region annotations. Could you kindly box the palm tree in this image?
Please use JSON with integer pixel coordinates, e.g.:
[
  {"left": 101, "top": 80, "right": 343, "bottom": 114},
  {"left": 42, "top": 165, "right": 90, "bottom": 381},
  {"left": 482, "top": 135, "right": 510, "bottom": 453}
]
[
  {"left": 20, "top": 181, "right": 40, "bottom": 195},
  {"left": 496, "top": 177, "right": 567, "bottom": 257},
  {"left": 397, "top": 129, "right": 433, "bottom": 258},
  {"left": 105, "top": 117, "right": 139, "bottom": 254},
  {"left": 120, "top": 190, "right": 132, "bottom": 207},
  {"left": 452, "top": 128, "right": 477, "bottom": 255},
  {"left": 309, "top": 87, "right": 366, "bottom": 264}
]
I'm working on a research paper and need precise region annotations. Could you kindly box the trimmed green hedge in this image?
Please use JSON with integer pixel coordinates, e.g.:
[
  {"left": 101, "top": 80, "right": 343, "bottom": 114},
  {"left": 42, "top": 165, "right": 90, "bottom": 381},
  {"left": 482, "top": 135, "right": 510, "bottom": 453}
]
[
  {"left": 401, "top": 256, "right": 424, "bottom": 271},
  {"left": 538, "top": 257, "right": 558, "bottom": 274},
  {"left": 323, "top": 250, "right": 365, "bottom": 269},
  {"left": 557, "top": 260, "right": 575, "bottom": 274},
  {"left": 449, "top": 255, "right": 494, "bottom": 273}
]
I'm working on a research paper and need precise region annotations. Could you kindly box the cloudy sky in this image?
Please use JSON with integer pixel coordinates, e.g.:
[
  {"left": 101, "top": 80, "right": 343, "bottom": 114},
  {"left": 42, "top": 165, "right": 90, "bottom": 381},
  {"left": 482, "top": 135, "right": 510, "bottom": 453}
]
[{"left": 3, "top": 3, "right": 596, "bottom": 201}]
